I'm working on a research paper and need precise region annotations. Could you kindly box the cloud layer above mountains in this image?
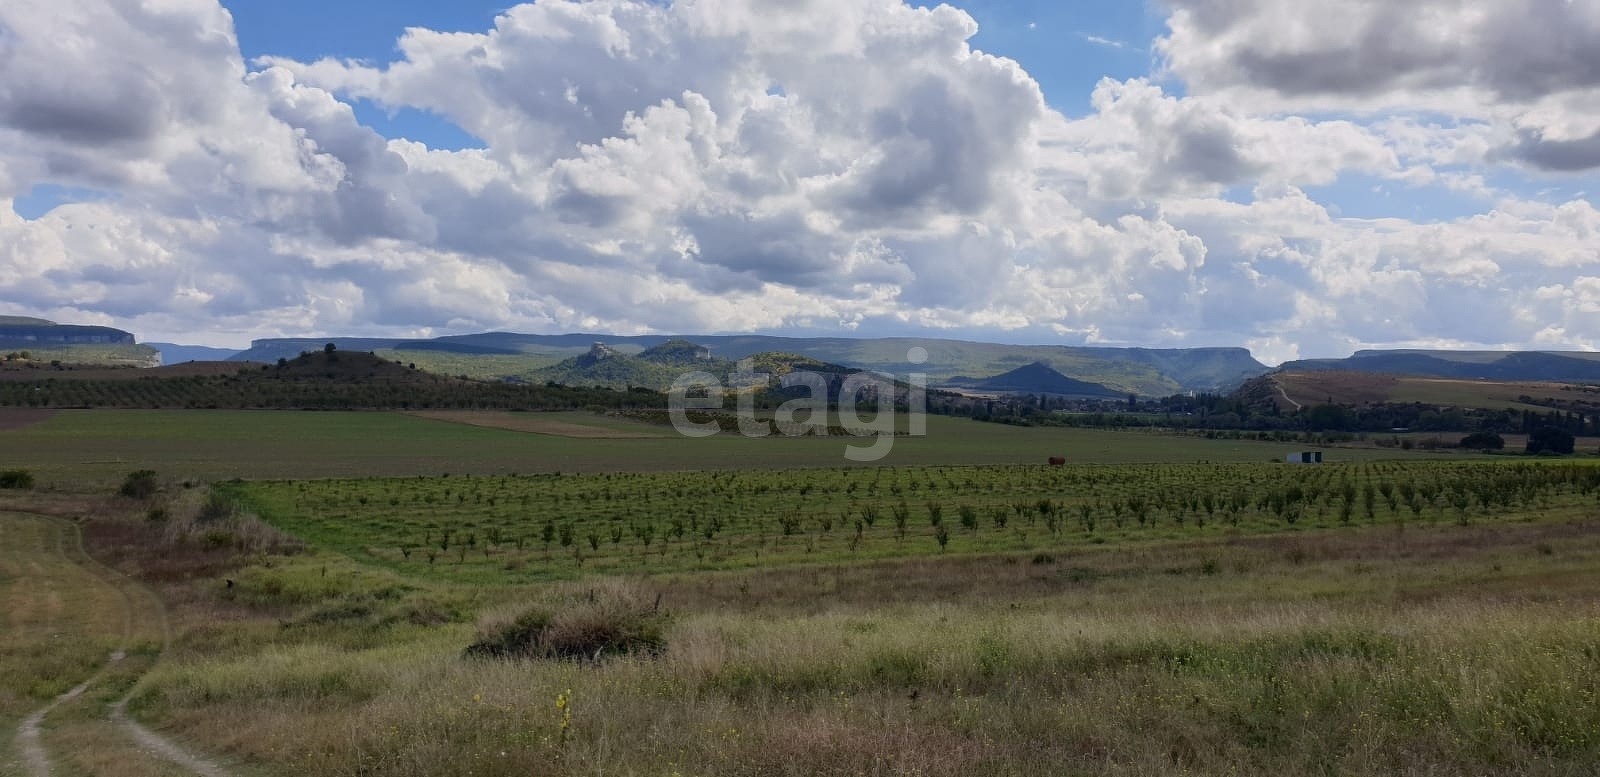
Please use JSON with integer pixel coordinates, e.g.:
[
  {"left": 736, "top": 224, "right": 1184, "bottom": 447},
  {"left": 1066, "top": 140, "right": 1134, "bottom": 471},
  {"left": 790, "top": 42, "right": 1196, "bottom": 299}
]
[{"left": 2, "top": 0, "right": 1598, "bottom": 362}]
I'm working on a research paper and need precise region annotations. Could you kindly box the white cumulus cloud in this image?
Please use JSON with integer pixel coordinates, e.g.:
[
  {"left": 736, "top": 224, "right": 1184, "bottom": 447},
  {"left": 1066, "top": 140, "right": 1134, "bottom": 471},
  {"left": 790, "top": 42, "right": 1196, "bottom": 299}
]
[{"left": 0, "top": 0, "right": 1596, "bottom": 362}]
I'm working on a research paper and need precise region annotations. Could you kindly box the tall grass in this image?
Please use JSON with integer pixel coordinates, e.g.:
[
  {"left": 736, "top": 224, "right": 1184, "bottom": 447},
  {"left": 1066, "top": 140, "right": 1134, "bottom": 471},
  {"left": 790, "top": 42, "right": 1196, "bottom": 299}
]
[{"left": 121, "top": 517, "right": 1600, "bottom": 776}]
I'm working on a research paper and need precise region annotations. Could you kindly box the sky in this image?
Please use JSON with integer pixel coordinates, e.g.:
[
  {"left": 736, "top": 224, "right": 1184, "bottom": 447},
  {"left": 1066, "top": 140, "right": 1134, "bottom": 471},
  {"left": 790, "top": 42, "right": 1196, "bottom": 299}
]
[{"left": 2, "top": 1, "right": 1599, "bottom": 364}]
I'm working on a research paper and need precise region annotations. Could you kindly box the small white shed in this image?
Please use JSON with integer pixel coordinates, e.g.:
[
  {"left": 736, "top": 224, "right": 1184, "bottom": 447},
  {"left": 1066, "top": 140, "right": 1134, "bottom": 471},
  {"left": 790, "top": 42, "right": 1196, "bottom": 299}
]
[{"left": 1286, "top": 451, "right": 1324, "bottom": 464}]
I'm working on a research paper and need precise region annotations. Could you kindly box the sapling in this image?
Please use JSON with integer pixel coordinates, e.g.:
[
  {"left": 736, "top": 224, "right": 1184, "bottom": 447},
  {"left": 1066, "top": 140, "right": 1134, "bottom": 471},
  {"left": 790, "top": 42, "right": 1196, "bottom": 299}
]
[{"left": 958, "top": 505, "right": 978, "bottom": 533}]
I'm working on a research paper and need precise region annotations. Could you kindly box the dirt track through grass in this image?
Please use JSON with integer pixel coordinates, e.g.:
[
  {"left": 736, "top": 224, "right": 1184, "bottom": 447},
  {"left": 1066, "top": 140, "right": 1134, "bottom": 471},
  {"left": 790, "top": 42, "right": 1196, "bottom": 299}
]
[
  {"left": 16, "top": 651, "right": 124, "bottom": 776},
  {"left": 0, "top": 512, "right": 235, "bottom": 776}
]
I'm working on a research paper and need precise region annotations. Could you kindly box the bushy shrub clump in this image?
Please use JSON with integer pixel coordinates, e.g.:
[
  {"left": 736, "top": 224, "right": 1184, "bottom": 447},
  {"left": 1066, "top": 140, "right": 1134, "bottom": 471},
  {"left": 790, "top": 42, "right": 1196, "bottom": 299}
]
[
  {"left": 119, "top": 469, "right": 159, "bottom": 499},
  {"left": 0, "top": 469, "right": 34, "bottom": 489},
  {"left": 465, "top": 582, "right": 667, "bottom": 661}
]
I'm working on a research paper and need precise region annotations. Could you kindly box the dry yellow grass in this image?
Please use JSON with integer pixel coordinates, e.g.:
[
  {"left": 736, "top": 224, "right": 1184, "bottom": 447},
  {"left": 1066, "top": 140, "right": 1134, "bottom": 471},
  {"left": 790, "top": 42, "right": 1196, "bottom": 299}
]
[
  {"left": 0, "top": 512, "right": 134, "bottom": 773},
  {"left": 1, "top": 490, "right": 240, "bottom": 777},
  {"left": 0, "top": 514, "right": 132, "bottom": 712},
  {"left": 117, "top": 515, "right": 1600, "bottom": 777}
]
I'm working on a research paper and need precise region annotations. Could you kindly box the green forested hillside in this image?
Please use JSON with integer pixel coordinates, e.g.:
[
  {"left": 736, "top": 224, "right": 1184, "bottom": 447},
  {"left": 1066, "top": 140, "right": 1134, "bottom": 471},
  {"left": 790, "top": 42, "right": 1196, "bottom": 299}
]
[{"left": 0, "top": 350, "right": 665, "bottom": 410}]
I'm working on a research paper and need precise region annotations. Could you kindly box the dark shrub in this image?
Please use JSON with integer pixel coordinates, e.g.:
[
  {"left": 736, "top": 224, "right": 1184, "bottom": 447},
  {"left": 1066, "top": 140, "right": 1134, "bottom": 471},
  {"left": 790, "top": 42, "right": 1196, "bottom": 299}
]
[
  {"left": 197, "top": 491, "right": 237, "bottom": 523},
  {"left": 119, "top": 469, "right": 159, "bottom": 499},
  {"left": 465, "top": 583, "right": 667, "bottom": 661},
  {"left": 0, "top": 469, "right": 34, "bottom": 489},
  {"left": 1526, "top": 427, "right": 1575, "bottom": 455},
  {"left": 1460, "top": 432, "right": 1505, "bottom": 451}
]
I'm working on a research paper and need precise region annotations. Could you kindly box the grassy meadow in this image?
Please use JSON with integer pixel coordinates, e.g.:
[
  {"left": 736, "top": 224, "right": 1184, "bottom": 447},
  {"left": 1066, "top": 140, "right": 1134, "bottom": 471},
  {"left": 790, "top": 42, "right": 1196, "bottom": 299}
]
[
  {"left": 0, "top": 409, "right": 1450, "bottom": 486},
  {"left": 373, "top": 349, "right": 568, "bottom": 382},
  {"left": 4, "top": 408, "right": 1600, "bottom": 775},
  {"left": 0, "top": 514, "right": 130, "bottom": 730},
  {"left": 0, "top": 510, "right": 172, "bottom": 775},
  {"left": 120, "top": 514, "right": 1600, "bottom": 777}
]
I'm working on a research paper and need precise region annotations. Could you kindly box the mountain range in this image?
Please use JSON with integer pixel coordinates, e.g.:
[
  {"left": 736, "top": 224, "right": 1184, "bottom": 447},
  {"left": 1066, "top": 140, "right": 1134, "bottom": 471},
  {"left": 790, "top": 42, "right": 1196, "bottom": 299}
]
[
  {"left": 530, "top": 340, "right": 875, "bottom": 393},
  {"left": 1, "top": 317, "right": 157, "bottom": 366},
  {"left": 0, "top": 316, "right": 137, "bottom": 347},
  {"left": 219, "top": 332, "right": 1265, "bottom": 396},
  {"left": 19, "top": 321, "right": 1599, "bottom": 400},
  {"left": 1278, "top": 350, "right": 1600, "bottom": 383},
  {"left": 145, "top": 343, "right": 245, "bottom": 363}
]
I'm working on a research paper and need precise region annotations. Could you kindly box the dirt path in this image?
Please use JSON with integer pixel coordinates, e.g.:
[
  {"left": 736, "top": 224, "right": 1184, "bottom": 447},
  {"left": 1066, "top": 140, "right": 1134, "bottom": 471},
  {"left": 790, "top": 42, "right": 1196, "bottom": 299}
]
[
  {"left": 2, "top": 512, "right": 237, "bottom": 777},
  {"left": 109, "top": 706, "right": 237, "bottom": 777},
  {"left": 15, "top": 651, "right": 124, "bottom": 777},
  {"left": 1275, "top": 380, "right": 1304, "bottom": 411}
]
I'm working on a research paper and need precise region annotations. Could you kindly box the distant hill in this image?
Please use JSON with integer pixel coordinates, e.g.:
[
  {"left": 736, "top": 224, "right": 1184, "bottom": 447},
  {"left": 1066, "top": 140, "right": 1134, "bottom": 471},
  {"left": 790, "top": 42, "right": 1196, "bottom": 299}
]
[
  {"left": 234, "top": 332, "right": 1267, "bottom": 396},
  {"left": 148, "top": 343, "right": 241, "bottom": 364},
  {"left": 0, "top": 318, "right": 136, "bottom": 347},
  {"left": 1279, "top": 349, "right": 1600, "bottom": 382},
  {"left": 947, "top": 362, "right": 1122, "bottom": 398},
  {"left": 230, "top": 338, "right": 415, "bottom": 361},
  {"left": 534, "top": 343, "right": 678, "bottom": 389},
  {"left": 0, "top": 317, "right": 156, "bottom": 366},
  {"left": 0, "top": 349, "right": 669, "bottom": 411},
  {"left": 1242, "top": 369, "right": 1597, "bottom": 414},
  {"left": 529, "top": 341, "right": 863, "bottom": 391},
  {"left": 637, "top": 338, "right": 714, "bottom": 367}
]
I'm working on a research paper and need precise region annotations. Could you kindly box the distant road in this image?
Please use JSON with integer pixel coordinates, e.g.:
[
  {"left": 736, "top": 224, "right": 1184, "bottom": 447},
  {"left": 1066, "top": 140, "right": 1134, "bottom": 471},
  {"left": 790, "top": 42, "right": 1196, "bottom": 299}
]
[{"left": 1275, "top": 380, "right": 1304, "bottom": 411}]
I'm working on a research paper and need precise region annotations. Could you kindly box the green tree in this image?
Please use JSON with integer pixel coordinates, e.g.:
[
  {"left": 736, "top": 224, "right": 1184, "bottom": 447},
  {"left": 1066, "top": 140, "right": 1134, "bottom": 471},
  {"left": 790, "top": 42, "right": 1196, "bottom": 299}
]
[
  {"left": 1526, "top": 427, "right": 1575, "bottom": 455},
  {"left": 1459, "top": 432, "right": 1505, "bottom": 451}
]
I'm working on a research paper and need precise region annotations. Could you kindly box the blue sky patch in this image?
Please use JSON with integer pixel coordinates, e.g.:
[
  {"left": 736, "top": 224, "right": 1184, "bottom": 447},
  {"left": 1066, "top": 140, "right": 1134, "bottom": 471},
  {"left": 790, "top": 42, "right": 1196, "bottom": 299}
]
[{"left": 11, "top": 184, "right": 113, "bottom": 219}]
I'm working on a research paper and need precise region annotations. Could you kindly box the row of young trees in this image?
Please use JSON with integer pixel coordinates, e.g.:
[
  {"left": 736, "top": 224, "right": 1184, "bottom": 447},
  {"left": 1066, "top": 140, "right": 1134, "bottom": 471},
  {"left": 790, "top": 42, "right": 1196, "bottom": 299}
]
[
  {"left": 237, "top": 460, "right": 1600, "bottom": 580},
  {"left": 0, "top": 373, "right": 668, "bottom": 411},
  {"left": 971, "top": 391, "right": 1600, "bottom": 439}
]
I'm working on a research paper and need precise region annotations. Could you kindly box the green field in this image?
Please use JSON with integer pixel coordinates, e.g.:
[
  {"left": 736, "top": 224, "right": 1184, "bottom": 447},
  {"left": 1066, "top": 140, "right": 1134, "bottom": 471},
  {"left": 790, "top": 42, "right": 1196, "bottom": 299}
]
[
  {"left": 121, "top": 500, "right": 1600, "bottom": 777},
  {"left": 8, "top": 407, "right": 1600, "bottom": 776},
  {"left": 373, "top": 349, "right": 567, "bottom": 381},
  {"left": 0, "top": 409, "right": 1452, "bottom": 485},
  {"left": 229, "top": 460, "right": 1600, "bottom": 583}
]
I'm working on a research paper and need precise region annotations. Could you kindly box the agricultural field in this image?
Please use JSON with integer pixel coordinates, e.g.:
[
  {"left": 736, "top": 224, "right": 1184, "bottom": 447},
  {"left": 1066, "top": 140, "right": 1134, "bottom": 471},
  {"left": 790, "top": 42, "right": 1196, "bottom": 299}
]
[
  {"left": 0, "top": 409, "right": 1448, "bottom": 485},
  {"left": 408, "top": 410, "right": 670, "bottom": 439},
  {"left": 229, "top": 460, "right": 1600, "bottom": 583},
  {"left": 0, "top": 361, "right": 262, "bottom": 381},
  {"left": 1272, "top": 370, "right": 1590, "bottom": 412},
  {"left": 6, "top": 407, "right": 1600, "bottom": 776},
  {"left": 96, "top": 463, "right": 1600, "bottom": 777}
]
